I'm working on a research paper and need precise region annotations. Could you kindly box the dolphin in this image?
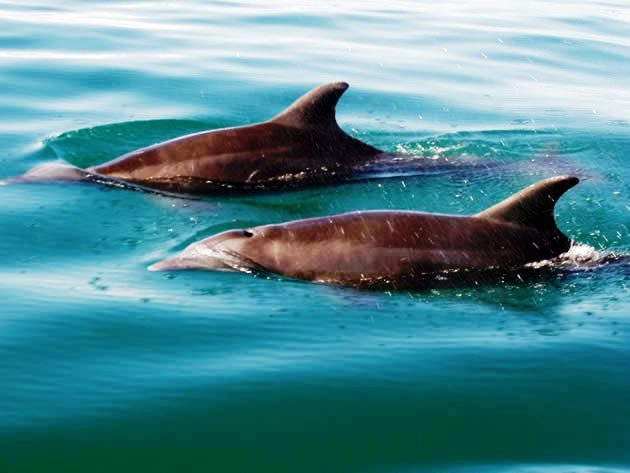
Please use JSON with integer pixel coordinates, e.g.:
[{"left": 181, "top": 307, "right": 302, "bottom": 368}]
[
  {"left": 149, "top": 175, "right": 580, "bottom": 288},
  {"left": 5, "top": 82, "right": 384, "bottom": 194},
  {"left": 4, "top": 82, "right": 498, "bottom": 195}
]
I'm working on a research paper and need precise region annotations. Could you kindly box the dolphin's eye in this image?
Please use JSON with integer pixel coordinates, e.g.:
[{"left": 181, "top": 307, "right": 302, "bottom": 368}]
[{"left": 242, "top": 230, "right": 254, "bottom": 237}]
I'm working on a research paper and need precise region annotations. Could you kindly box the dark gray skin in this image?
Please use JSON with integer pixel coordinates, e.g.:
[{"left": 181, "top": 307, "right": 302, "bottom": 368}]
[
  {"left": 150, "top": 175, "right": 580, "bottom": 288},
  {"left": 4, "top": 82, "right": 494, "bottom": 195}
]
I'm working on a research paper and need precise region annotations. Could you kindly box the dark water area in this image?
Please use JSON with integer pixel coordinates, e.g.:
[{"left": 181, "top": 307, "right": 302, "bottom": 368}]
[{"left": 0, "top": 1, "right": 628, "bottom": 472}]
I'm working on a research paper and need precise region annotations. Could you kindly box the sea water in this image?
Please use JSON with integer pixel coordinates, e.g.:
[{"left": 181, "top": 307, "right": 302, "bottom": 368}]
[{"left": 0, "top": 1, "right": 628, "bottom": 472}]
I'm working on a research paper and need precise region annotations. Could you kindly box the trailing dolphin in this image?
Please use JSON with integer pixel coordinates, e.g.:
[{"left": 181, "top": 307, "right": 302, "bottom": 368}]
[
  {"left": 149, "top": 175, "right": 580, "bottom": 288},
  {"left": 4, "top": 82, "right": 494, "bottom": 195}
]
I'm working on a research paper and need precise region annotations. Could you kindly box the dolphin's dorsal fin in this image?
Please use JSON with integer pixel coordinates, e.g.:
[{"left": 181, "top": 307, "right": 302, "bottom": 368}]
[
  {"left": 475, "top": 175, "right": 579, "bottom": 230},
  {"left": 270, "top": 82, "right": 349, "bottom": 130}
]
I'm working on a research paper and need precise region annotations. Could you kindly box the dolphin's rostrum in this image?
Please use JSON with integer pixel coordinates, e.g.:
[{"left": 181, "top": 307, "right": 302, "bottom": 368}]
[{"left": 150, "top": 175, "right": 580, "bottom": 288}]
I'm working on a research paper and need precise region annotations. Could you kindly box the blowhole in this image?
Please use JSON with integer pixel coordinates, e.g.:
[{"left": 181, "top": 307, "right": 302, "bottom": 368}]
[{"left": 242, "top": 230, "right": 254, "bottom": 237}]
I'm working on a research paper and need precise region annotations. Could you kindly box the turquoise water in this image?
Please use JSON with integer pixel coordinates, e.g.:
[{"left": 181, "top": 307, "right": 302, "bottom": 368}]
[{"left": 1, "top": 1, "right": 629, "bottom": 472}]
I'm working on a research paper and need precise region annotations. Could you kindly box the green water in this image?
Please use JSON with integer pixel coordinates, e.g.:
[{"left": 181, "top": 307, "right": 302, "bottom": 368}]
[{"left": 0, "top": 1, "right": 628, "bottom": 472}]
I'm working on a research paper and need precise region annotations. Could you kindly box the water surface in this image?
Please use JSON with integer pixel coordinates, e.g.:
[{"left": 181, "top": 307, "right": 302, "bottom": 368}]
[{"left": 0, "top": 1, "right": 629, "bottom": 472}]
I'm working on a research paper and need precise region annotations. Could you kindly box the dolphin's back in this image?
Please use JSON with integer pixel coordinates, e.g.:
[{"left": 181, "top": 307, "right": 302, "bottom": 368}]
[
  {"left": 89, "top": 123, "right": 309, "bottom": 182},
  {"left": 252, "top": 210, "right": 565, "bottom": 281},
  {"left": 242, "top": 176, "right": 579, "bottom": 284}
]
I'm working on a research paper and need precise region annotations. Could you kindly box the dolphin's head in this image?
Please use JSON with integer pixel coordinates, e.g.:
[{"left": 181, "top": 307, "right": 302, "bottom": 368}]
[{"left": 148, "top": 228, "right": 260, "bottom": 272}]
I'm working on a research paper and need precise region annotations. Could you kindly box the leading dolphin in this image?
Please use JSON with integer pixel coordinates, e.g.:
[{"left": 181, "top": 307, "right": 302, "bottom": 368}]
[
  {"left": 149, "top": 175, "right": 580, "bottom": 288},
  {"left": 5, "top": 82, "right": 494, "bottom": 195}
]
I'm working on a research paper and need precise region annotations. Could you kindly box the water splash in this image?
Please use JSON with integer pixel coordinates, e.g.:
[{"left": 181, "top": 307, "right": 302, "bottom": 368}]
[{"left": 526, "top": 241, "right": 628, "bottom": 270}]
